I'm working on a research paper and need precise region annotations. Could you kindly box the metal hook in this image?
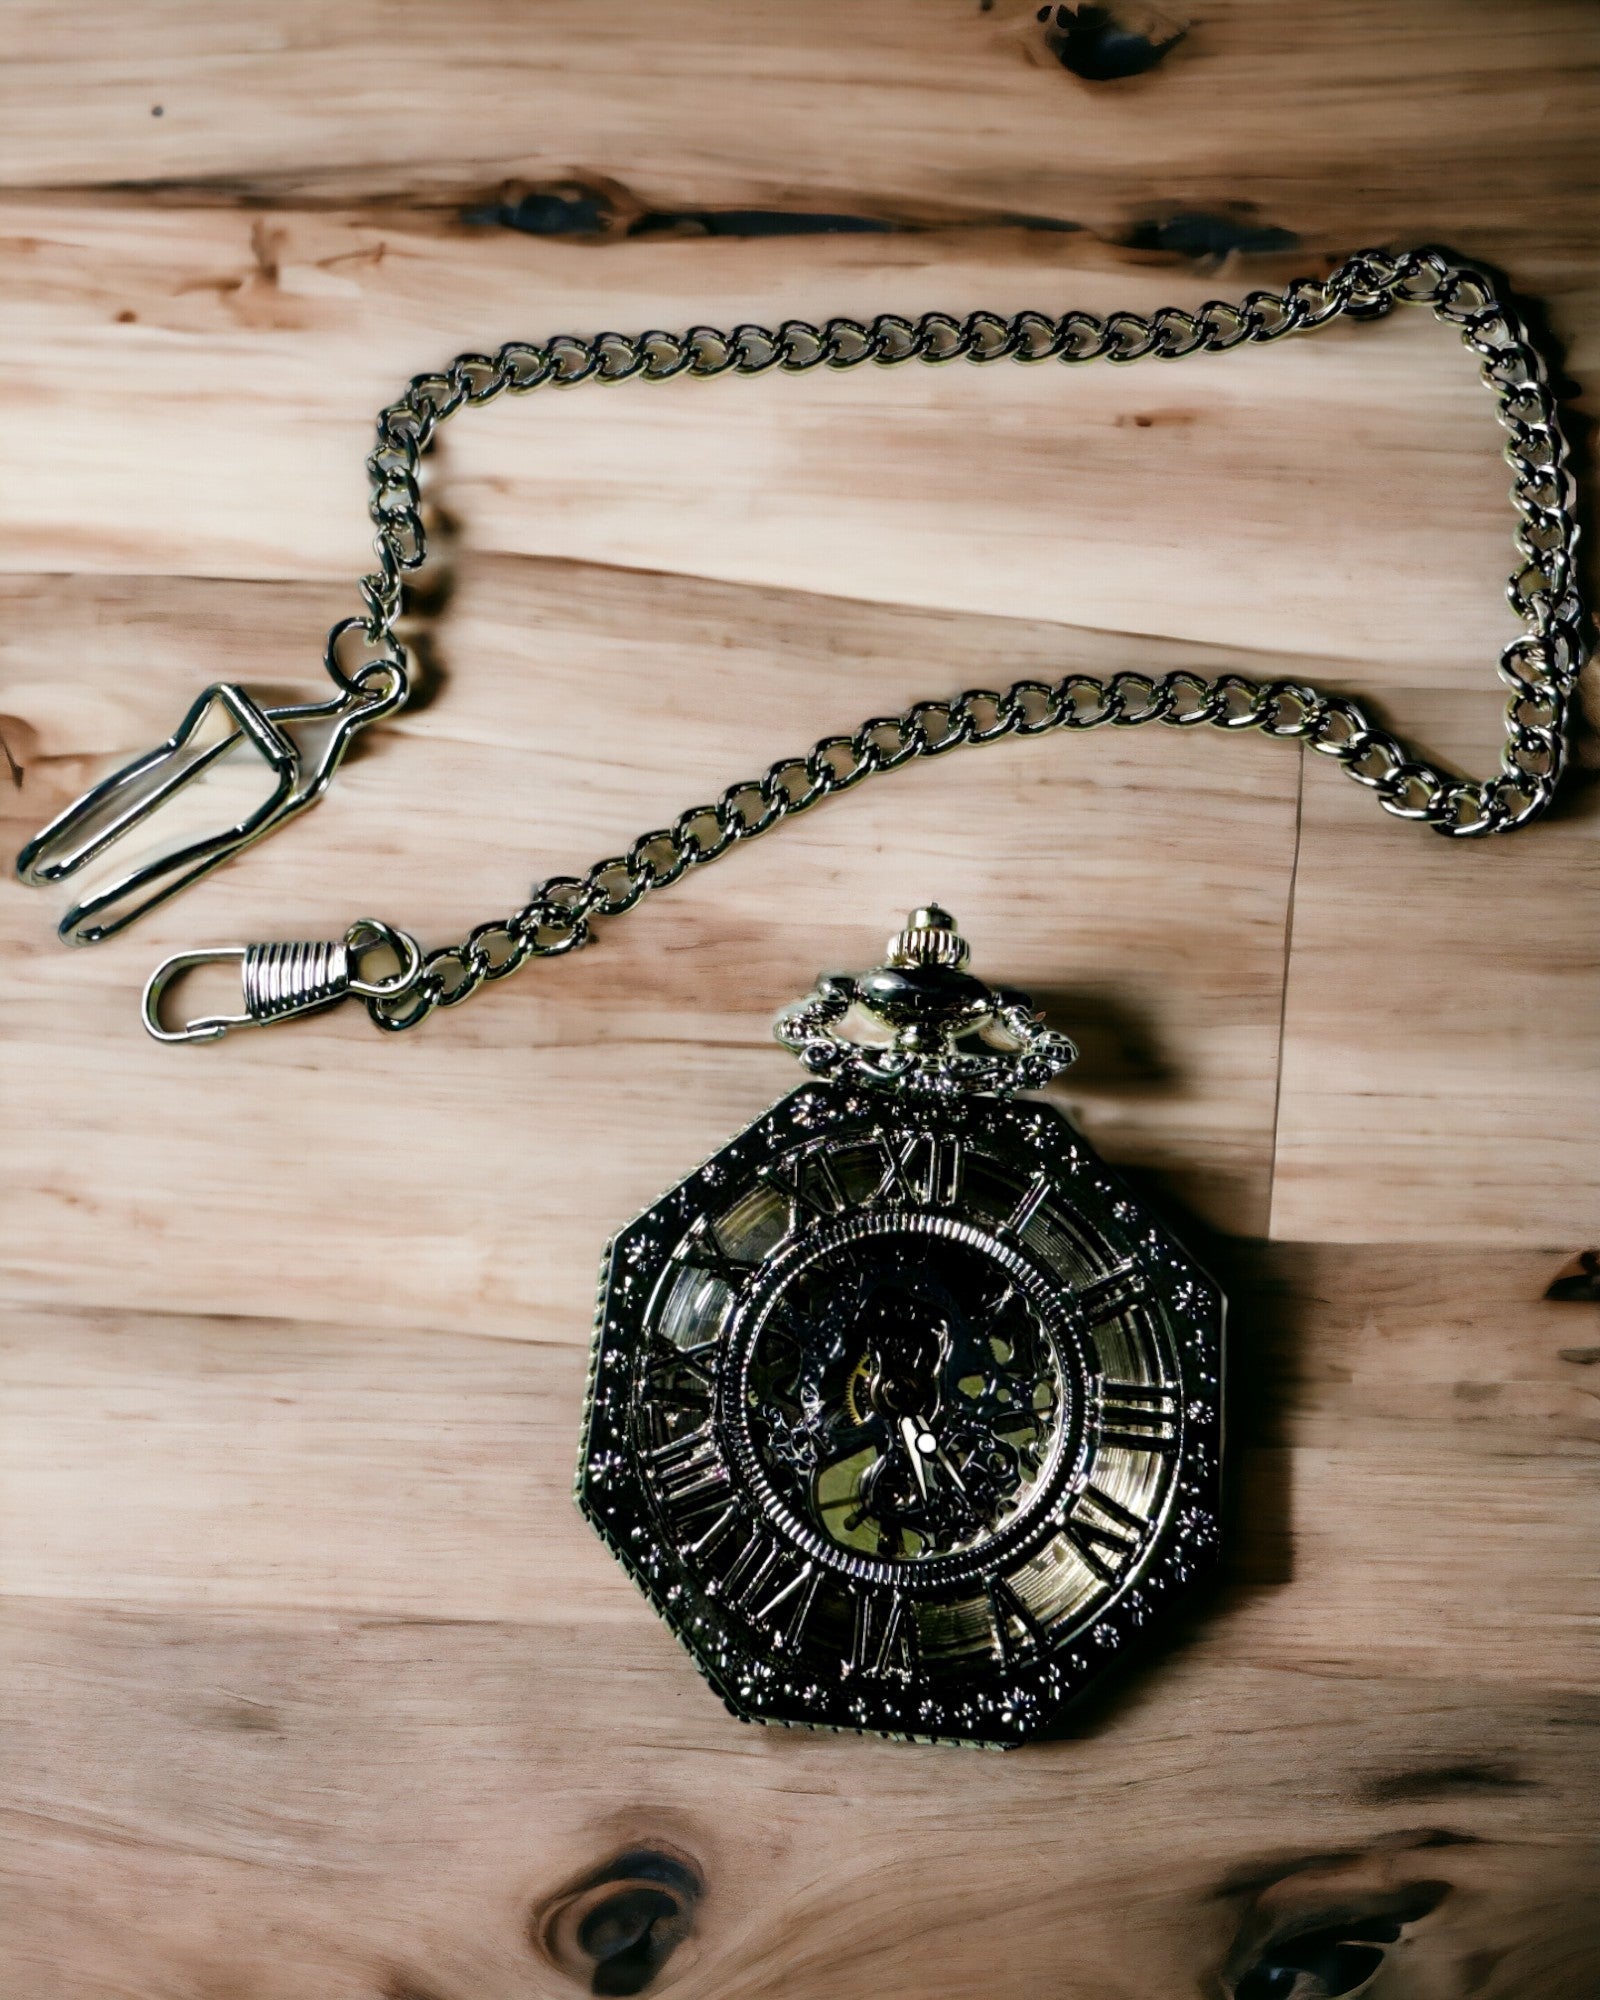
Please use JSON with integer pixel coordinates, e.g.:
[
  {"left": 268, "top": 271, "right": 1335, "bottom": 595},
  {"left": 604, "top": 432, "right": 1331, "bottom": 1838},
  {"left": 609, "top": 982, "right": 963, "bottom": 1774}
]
[
  {"left": 142, "top": 920, "right": 422, "bottom": 1044},
  {"left": 141, "top": 948, "right": 254, "bottom": 1044},
  {"left": 16, "top": 625, "right": 407, "bottom": 945}
]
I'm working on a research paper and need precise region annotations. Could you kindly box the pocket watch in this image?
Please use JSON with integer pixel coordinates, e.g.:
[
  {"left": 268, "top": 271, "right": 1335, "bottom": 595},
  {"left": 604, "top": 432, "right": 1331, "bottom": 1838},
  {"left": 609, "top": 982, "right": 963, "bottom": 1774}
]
[
  {"left": 578, "top": 909, "right": 1224, "bottom": 1746},
  {"left": 15, "top": 251, "right": 1581, "bottom": 1745}
]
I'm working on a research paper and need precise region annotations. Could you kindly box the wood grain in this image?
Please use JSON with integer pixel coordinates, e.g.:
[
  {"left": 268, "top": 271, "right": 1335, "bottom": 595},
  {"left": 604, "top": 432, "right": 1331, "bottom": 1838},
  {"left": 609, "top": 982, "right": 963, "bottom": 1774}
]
[
  {"left": 1, "top": 3, "right": 1597, "bottom": 1996},
  {"left": 2, "top": 555, "right": 1308, "bottom": 1341},
  {"left": 1272, "top": 695, "right": 1600, "bottom": 1245},
  {"left": 0, "top": 206, "right": 1557, "bottom": 668},
  {"left": 0, "top": 0, "right": 1596, "bottom": 258},
  {"left": 2, "top": 1249, "right": 1595, "bottom": 2000}
]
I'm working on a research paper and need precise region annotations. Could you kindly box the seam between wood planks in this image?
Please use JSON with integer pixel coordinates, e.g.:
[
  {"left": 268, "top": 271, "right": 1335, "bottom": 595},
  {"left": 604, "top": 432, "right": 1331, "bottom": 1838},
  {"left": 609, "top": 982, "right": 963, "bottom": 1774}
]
[{"left": 1265, "top": 741, "right": 1307, "bottom": 1238}]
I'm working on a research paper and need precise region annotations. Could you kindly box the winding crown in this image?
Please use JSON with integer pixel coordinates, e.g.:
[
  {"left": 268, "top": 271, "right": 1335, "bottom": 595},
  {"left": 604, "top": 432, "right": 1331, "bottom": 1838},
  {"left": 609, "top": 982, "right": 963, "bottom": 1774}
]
[{"left": 885, "top": 905, "right": 971, "bottom": 971}]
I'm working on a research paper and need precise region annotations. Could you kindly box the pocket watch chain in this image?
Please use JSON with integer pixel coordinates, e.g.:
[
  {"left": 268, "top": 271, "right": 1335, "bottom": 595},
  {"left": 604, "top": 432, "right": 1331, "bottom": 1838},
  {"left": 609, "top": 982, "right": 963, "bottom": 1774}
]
[{"left": 17, "top": 248, "right": 1584, "bottom": 1039}]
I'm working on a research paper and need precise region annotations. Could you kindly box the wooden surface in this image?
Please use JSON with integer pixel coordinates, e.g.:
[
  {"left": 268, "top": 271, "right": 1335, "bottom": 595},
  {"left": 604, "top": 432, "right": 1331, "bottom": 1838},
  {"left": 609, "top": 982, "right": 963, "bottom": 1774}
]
[{"left": 1, "top": 6, "right": 1597, "bottom": 1998}]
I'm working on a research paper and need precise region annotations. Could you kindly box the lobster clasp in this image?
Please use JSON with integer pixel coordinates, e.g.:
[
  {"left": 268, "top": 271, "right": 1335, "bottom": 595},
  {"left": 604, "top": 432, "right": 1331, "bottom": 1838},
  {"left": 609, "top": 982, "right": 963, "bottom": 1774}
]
[
  {"left": 16, "top": 625, "right": 407, "bottom": 945},
  {"left": 142, "top": 920, "right": 421, "bottom": 1044}
]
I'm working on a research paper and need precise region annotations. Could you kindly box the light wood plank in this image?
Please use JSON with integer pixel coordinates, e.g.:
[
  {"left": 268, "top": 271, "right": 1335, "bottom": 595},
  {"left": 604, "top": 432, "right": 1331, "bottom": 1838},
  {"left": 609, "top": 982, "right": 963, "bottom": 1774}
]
[
  {"left": 6, "top": 1594, "right": 1596, "bottom": 2000},
  {"left": 1, "top": 559, "right": 1301, "bottom": 1337},
  {"left": 0, "top": 206, "right": 1563, "bottom": 680},
  {"left": 3, "top": 3, "right": 1597, "bottom": 1994},
  {"left": 1271, "top": 694, "right": 1600, "bottom": 1245},
  {"left": 0, "top": 0, "right": 1595, "bottom": 264},
  {"left": 3, "top": 1248, "right": 1593, "bottom": 1678}
]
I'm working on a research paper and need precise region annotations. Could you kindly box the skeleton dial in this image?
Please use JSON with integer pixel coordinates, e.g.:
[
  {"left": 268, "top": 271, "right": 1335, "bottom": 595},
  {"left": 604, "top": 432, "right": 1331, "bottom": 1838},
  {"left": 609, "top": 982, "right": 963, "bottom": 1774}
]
[{"left": 578, "top": 1085, "right": 1223, "bottom": 1748}]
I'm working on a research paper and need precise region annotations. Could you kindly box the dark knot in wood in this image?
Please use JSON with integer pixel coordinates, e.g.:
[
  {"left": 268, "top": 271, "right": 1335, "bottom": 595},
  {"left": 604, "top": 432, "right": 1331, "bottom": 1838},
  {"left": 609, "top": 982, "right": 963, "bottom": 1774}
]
[
  {"left": 534, "top": 1847, "right": 703, "bottom": 1996},
  {"left": 466, "top": 177, "right": 898, "bottom": 244},
  {"left": 1546, "top": 1248, "right": 1600, "bottom": 1303},
  {"left": 1035, "top": 3, "right": 1189, "bottom": 81},
  {"left": 1218, "top": 1846, "right": 1451, "bottom": 2000}
]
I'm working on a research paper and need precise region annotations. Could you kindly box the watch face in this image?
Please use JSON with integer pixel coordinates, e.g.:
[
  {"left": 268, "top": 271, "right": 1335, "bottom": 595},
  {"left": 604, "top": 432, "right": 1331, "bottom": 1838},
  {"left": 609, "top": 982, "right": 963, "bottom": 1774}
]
[
  {"left": 739, "top": 1215, "right": 1068, "bottom": 1572},
  {"left": 578, "top": 1084, "right": 1223, "bottom": 1748}
]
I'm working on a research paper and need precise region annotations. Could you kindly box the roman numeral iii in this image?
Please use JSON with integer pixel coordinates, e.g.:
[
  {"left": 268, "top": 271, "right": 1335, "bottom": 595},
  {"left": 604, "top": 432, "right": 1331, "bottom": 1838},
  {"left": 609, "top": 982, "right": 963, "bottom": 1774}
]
[{"left": 1092, "top": 1380, "right": 1179, "bottom": 1454}]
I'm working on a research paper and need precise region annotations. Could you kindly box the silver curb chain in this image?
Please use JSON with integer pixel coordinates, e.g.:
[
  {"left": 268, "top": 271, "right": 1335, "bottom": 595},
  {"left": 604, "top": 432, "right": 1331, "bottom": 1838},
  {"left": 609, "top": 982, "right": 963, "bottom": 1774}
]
[
  {"left": 351, "top": 248, "right": 1580, "bottom": 1032},
  {"left": 20, "top": 248, "right": 1587, "bottom": 1039}
]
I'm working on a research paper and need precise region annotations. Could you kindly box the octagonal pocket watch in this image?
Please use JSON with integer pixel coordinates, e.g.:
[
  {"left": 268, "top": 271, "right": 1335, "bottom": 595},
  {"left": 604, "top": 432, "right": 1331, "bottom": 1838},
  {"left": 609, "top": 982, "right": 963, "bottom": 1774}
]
[{"left": 578, "top": 909, "right": 1224, "bottom": 1748}]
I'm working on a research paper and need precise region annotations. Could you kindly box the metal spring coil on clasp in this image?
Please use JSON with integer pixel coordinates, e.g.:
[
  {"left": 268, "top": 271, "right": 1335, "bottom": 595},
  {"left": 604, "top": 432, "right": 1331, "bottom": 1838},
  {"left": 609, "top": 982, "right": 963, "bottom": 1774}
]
[
  {"left": 241, "top": 939, "right": 352, "bottom": 1023},
  {"left": 140, "top": 919, "right": 422, "bottom": 1042}
]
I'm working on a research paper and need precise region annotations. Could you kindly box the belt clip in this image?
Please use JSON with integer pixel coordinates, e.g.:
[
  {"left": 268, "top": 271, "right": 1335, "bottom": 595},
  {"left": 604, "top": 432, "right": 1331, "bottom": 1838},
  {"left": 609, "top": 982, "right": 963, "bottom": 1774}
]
[{"left": 15, "top": 622, "right": 407, "bottom": 945}]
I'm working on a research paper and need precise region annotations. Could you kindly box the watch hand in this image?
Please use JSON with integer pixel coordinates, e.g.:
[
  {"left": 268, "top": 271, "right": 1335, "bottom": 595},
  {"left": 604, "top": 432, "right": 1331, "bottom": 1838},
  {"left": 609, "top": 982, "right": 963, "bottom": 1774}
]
[
  {"left": 900, "top": 1415, "right": 933, "bottom": 1500},
  {"left": 932, "top": 1438, "right": 972, "bottom": 1501}
]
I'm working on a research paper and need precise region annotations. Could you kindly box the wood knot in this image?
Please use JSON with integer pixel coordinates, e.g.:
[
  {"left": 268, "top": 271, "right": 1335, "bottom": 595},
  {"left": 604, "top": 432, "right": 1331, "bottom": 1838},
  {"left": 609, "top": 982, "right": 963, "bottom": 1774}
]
[
  {"left": 534, "top": 1847, "right": 702, "bottom": 1995},
  {"left": 1546, "top": 1248, "right": 1600, "bottom": 1303},
  {"left": 1218, "top": 1844, "right": 1451, "bottom": 2000},
  {"left": 1119, "top": 213, "right": 1300, "bottom": 260},
  {"left": 468, "top": 177, "right": 642, "bottom": 242},
  {"left": 1034, "top": 3, "right": 1188, "bottom": 80}
]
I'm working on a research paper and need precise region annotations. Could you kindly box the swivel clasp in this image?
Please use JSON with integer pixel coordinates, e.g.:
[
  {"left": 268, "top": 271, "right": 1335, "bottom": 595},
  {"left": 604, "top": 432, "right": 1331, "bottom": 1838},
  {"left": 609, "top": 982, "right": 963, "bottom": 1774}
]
[{"left": 142, "top": 920, "right": 421, "bottom": 1044}]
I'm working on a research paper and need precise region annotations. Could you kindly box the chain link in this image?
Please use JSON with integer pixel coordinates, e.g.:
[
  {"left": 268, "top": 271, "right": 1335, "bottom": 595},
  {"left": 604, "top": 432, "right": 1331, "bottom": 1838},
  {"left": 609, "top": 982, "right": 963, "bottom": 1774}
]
[{"left": 349, "top": 248, "right": 1584, "bottom": 1030}]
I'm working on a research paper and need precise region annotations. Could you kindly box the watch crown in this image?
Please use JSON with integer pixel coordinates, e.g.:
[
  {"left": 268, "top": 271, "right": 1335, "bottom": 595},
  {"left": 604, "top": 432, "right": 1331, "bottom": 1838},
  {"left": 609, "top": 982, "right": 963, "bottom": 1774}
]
[
  {"left": 886, "top": 905, "right": 970, "bottom": 970},
  {"left": 775, "top": 905, "right": 1075, "bottom": 1097}
]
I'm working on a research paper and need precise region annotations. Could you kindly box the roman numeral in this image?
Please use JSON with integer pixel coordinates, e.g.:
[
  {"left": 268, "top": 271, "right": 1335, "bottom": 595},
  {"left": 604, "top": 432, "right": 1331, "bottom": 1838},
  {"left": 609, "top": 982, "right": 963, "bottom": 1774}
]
[
  {"left": 760, "top": 1141, "right": 853, "bottom": 1230},
  {"left": 1072, "top": 1260, "right": 1148, "bottom": 1326},
  {"left": 1092, "top": 1379, "right": 1179, "bottom": 1455},
  {"left": 721, "top": 1525, "right": 785, "bottom": 1614},
  {"left": 643, "top": 1424, "right": 733, "bottom": 1527},
  {"left": 1004, "top": 1172, "right": 1052, "bottom": 1238},
  {"left": 869, "top": 1135, "right": 916, "bottom": 1205},
  {"left": 750, "top": 1560, "right": 822, "bottom": 1652},
  {"left": 1063, "top": 1484, "right": 1147, "bottom": 1582},
  {"left": 683, "top": 1500, "right": 742, "bottom": 1561},
  {"left": 846, "top": 1590, "right": 917, "bottom": 1680},
  {"left": 988, "top": 1574, "right": 1050, "bottom": 1666},
  {"left": 671, "top": 1214, "right": 756, "bottom": 1290},
  {"left": 643, "top": 1333, "right": 717, "bottom": 1412},
  {"left": 873, "top": 1131, "right": 964, "bottom": 1208},
  {"left": 712, "top": 1528, "right": 822, "bottom": 1653}
]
